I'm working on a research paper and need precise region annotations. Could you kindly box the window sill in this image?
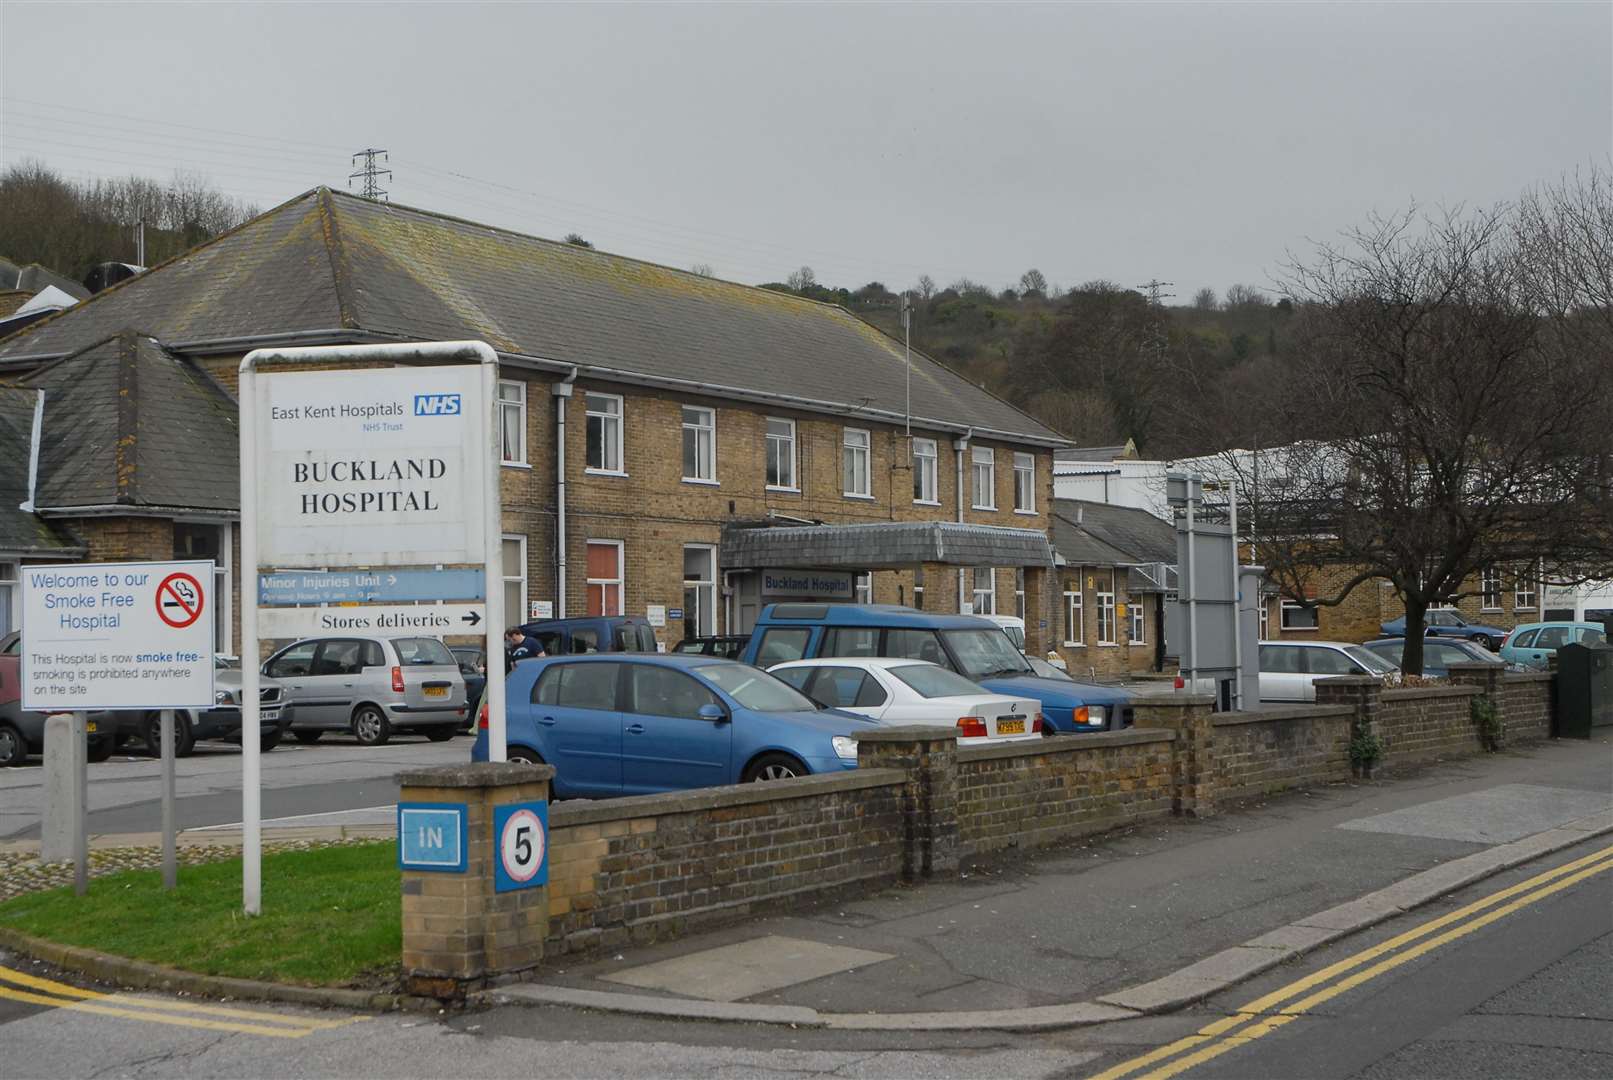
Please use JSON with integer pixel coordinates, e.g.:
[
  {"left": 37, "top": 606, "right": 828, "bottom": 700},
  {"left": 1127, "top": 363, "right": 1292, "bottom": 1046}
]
[
  {"left": 972, "top": 504, "right": 998, "bottom": 512},
  {"left": 1280, "top": 626, "right": 1320, "bottom": 634},
  {"left": 766, "top": 486, "right": 801, "bottom": 494},
  {"left": 913, "top": 499, "right": 941, "bottom": 507},
  {"left": 1063, "top": 641, "right": 1084, "bottom": 648},
  {"left": 681, "top": 477, "right": 720, "bottom": 487},
  {"left": 1097, "top": 642, "right": 1120, "bottom": 647},
  {"left": 843, "top": 492, "right": 875, "bottom": 501},
  {"left": 1129, "top": 640, "right": 1147, "bottom": 647},
  {"left": 1013, "top": 508, "right": 1038, "bottom": 517},
  {"left": 585, "top": 468, "right": 629, "bottom": 478},
  {"left": 501, "top": 461, "right": 532, "bottom": 470},
  {"left": 1480, "top": 607, "right": 1502, "bottom": 613}
]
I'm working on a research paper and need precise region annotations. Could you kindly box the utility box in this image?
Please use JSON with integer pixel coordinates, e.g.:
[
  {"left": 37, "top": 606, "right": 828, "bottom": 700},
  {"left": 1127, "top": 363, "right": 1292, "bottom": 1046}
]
[{"left": 1554, "top": 642, "right": 1613, "bottom": 738}]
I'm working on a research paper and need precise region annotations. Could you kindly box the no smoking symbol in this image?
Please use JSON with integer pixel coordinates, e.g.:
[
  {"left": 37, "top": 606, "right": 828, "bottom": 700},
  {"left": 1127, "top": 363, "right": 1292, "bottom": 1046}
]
[{"left": 156, "top": 572, "right": 205, "bottom": 629}]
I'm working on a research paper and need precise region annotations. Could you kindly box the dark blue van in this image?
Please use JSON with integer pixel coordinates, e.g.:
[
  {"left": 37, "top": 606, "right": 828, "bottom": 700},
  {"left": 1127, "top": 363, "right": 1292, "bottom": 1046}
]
[
  {"left": 739, "top": 604, "right": 1132, "bottom": 733},
  {"left": 517, "top": 615, "right": 658, "bottom": 656}
]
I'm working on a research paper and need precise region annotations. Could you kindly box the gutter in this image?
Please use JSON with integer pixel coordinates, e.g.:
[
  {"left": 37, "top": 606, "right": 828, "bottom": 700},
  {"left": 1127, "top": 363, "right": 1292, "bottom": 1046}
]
[{"left": 33, "top": 504, "right": 241, "bottom": 519}]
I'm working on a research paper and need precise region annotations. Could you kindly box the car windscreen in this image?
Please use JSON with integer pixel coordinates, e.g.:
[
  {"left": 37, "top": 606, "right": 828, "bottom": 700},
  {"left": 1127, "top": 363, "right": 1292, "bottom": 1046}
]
[
  {"left": 941, "top": 629, "right": 1033, "bottom": 679},
  {"left": 1346, "top": 646, "right": 1400, "bottom": 675},
  {"left": 1024, "top": 655, "right": 1072, "bottom": 680},
  {"left": 697, "top": 663, "right": 819, "bottom": 712},
  {"left": 394, "top": 638, "right": 455, "bottom": 666},
  {"left": 889, "top": 664, "right": 989, "bottom": 699}
]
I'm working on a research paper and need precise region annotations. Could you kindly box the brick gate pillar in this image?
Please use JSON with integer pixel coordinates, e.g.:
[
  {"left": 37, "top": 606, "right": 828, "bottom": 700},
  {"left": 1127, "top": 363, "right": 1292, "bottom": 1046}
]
[
  {"left": 855, "top": 727, "right": 959, "bottom": 882},
  {"left": 1315, "top": 675, "right": 1385, "bottom": 771},
  {"left": 396, "top": 762, "right": 555, "bottom": 1000},
  {"left": 1133, "top": 694, "right": 1217, "bottom": 817}
]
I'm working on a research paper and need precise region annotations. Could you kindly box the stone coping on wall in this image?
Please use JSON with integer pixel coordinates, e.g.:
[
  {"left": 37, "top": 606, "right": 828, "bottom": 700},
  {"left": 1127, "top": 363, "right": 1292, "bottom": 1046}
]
[
  {"left": 397, "top": 761, "right": 557, "bottom": 788},
  {"left": 1381, "top": 685, "right": 1481, "bottom": 701},
  {"left": 547, "top": 769, "right": 908, "bottom": 829},
  {"left": 955, "top": 728, "right": 1174, "bottom": 763},
  {"left": 1211, "top": 705, "right": 1355, "bottom": 727}
]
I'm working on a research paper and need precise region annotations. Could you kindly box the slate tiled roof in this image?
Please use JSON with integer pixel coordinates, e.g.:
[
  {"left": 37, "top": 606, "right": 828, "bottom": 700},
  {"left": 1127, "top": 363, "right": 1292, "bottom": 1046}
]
[
  {"left": 0, "top": 258, "right": 91, "bottom": 302},
  {"left": 0, "top": 190, "right": 1063, "bottom": 443},
  {"left": 0, "top": 386, "right": 82, "bottom": 555},
  {"left": 20, "top": 333, "right": 238, "bottom": 511},
  {"left": 719, "top": 521, "right": 1055, "bottom": 570},
  {"left": 1051, "top": 498, "right": 1177, "bottom": 570}
]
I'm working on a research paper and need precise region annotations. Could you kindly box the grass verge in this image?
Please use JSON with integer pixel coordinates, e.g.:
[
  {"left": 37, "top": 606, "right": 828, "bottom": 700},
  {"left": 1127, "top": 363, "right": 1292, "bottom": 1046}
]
[{"left": 0, "top": 842, "right": 399, "bottom": 986}]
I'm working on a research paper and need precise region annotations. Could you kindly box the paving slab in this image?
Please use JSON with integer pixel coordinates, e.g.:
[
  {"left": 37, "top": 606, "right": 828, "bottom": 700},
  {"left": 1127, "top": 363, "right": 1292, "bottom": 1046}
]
[
  {"left": 602, "top": 935, "right": 894, "bottom": 1003},
  {"left": 1336, "top": 783, "right": 1611, "bottom": 844}
]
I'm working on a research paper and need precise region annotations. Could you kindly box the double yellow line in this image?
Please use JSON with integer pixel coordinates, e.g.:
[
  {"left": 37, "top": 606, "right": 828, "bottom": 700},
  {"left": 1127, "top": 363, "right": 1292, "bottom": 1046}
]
[
  {"left": 0, "top": 964, "right": 367, "bottom": 1038},
  {"left": 1092, "top": 841, "right": 1613, "bottom": 1080}
]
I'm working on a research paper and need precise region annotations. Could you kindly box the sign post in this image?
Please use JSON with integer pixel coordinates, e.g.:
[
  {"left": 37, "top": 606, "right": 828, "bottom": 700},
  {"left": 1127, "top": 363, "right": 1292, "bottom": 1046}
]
[
  {"left": 21, "top": 559, "right": 215, "bottom": 893},
  {"left": 238, "top": 341, "right": 504, "bottom": 916}
]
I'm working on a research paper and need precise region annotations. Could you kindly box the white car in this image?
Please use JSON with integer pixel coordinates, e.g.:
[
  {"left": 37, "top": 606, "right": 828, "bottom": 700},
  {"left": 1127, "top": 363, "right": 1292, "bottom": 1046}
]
[
  {"left": 1258, "top": 640, "right": 1401, "bottom": 703},
  {"left": 768, "top": 657, "right": 1043, "bottom": 743}
]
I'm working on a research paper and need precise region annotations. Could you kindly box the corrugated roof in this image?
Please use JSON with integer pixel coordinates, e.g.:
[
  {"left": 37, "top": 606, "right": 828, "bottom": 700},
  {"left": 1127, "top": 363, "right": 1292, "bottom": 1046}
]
[
  {"left": 0, "top": 386, "right": 81, "bottom": 556},
  {"left": 20, "top": 333, "right": 238, "bottom": 511},
  {"left": 0, "top": 190, "right": 1062, "bottom": 443}
]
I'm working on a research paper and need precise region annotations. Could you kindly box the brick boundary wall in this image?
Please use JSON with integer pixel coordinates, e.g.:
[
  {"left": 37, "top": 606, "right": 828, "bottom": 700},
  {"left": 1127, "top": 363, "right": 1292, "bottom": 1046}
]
[
  {"left": 954, "top": 729, "right": 1176, "bottom": 855},
  {"left": 1376, "top": 685, "right": 1484, "bottom": 764},
  {"left": 542, "top": 769, "right": 907, "bottom": 956},
  {"left": 1211, "top": 705, "right": 1354, "bottom": 803},
  {"left": 1497, "top": 673, "right": 1554, "bottom": 743}
]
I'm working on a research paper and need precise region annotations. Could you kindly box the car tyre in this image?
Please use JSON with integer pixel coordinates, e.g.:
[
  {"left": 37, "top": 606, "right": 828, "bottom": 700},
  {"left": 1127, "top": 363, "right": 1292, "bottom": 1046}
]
[
  {"left": 742, "top": 752, "right": 808, "bottom": 783},
  {"left": 507, "top": 746, "right": 544, "bottom": 765},
  {"left": 0, "top": 723, "right": 26, "bottom": 767},
  {"left": 425, "top": 727, "right": 455, "bottom": 742},
  {"left": 144, "top": 711, "right": 195, "bottom": 758},
  {"left": 87, "top": 738, "right": 115, "bottom": 764},
  {"left": 260, "top": 729, "right": 282, "bottom": 753},
  {"left": 352, "top": 706, "right": 391, "bottom": 746},
  {"left": 292, "top": 730, "right": 322, "bottom": 744}
]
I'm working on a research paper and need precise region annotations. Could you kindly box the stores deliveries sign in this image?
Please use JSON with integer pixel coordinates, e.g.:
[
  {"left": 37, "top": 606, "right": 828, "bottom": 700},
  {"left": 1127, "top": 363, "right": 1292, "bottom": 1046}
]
[{"left": 258, "top": 366, "right": 488, "bottom": 567}]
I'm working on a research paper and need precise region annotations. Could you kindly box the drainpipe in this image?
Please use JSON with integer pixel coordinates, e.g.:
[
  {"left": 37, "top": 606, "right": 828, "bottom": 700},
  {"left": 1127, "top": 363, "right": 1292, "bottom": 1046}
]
[
  {"left": 20, "top": 390, "right": 43, "bottom": 512},
  {"left": 553, "top": 370, "right": 578, "bottom": 618},
  {"left": 953, "top": 428, "right": 973, "bottom": 612}
]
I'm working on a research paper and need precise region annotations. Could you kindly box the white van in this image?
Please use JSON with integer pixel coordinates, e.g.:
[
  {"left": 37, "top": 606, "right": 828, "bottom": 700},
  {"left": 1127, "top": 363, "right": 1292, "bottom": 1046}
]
[{"left": 982, "top": 614, "right": 1026, "bottom": 651}]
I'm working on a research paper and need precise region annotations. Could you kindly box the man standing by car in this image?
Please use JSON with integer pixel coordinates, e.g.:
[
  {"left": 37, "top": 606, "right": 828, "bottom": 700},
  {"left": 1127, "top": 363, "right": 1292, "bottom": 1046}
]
[{"left": 505, "top": 627, "right": 545, "bottom": 672}]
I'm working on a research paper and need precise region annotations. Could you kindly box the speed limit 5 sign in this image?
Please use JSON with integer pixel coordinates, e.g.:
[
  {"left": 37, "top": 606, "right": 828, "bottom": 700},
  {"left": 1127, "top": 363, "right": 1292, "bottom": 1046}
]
[{"left": 492, "top": 802, "right": 549, "bottom": 893}]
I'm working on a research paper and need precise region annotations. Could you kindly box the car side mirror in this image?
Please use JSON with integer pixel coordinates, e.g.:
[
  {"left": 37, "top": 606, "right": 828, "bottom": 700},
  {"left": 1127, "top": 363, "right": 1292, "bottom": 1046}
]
[{"left": 698, "top": 703, "right": 728, "bottom": 724}]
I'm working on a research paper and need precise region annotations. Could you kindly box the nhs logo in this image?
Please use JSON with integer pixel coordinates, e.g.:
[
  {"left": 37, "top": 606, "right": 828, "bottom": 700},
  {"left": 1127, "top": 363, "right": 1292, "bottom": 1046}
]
[{"left": 414, "top": 393, "right": 462, "bottom": 417}]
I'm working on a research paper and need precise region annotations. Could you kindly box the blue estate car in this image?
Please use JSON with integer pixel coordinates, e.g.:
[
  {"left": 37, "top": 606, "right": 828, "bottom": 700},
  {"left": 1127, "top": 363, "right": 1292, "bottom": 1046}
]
[
  {"left": 471, "top": 653, "right": 876, "bottom": 797},
  {"left": 739, "top": 604, "right": 1132, "bottom": 733},
  {"left": 1380, "top": 610, "right": 1508, "bottom": 652}
]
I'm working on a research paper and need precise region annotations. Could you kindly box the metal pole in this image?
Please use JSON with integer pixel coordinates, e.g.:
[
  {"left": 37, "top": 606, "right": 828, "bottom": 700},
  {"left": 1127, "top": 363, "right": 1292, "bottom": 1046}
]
[
  {"left": 483, "top": 359, "right": 508, "bottom": 763},
  {"left": 903, "top": 297, "right": 912, "bottom": 438},
  {"left": 160, "top": 708, "right": 176, "bottom": 890},
  {"left": 1228, "top": 481, "right": 1242, "bottom": 712},
  {"left": 1185, "top": 496, "right": 1198, "bottom": 696},
  {"left": 239, "top": 364, "right": 262, "bottom": 916},
  {"left": 71, "top": 711, "right": 87, "bottom": 895}
]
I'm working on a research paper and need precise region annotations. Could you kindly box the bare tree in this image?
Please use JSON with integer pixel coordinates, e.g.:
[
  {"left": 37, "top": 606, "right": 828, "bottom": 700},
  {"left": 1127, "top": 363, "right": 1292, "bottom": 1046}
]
[
  {"left": 786, "top": 265, "right": 817, "bottom": 291},
  {"left": 1223, "top": 283, "right": 1270, "bottom": 308},
  {"left": 1192, "top": 286, "right": 1219, "bottom": 310},
  {"left": 689, "top": 263, "right": 715, "bottom": 277},
  {"left": 915, "top": 274, "right": 936, "bottom": 300},
  {"left": 564, "top": 233, "right": 593, "bottom": 248},
  {"left": 1019, "top": 268, "right": 1048, "bottom": 298},
  {"left": 1226, "top": 202, "right": 1613, "bottom": 674}
]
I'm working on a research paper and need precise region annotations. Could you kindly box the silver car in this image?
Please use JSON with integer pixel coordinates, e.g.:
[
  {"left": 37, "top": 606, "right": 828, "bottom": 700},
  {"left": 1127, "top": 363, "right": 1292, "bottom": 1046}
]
[{"left": 263, "top": 636, "right": 467, "bottom": 746}]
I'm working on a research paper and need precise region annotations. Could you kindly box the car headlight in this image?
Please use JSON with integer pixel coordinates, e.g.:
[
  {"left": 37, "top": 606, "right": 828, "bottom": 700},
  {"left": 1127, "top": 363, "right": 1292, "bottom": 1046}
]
[
  {"left": 831, "top": 736, "right": 858, "bottom": 760},
  {"left": 215, "top": 690, "right": 234, "bottom": 705},
  {"left": 1086, "top": 706, "right": 1105, "bottom": 727}
]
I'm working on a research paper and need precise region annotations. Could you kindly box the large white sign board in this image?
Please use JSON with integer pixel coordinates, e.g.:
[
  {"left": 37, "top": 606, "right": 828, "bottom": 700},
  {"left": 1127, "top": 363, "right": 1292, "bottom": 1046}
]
[
  {"left": 21, "top": 560, "right": 216, "bottom": 710},
  {"left": 259, "top": 366, "right": 488, "bottom": 567}
]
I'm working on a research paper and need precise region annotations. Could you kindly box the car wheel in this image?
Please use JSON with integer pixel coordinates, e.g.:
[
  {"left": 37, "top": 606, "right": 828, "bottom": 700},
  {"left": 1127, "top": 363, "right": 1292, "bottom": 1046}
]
[
  {"left": 425, "top": 727, "right": 455, "bottom": 742},
  {"left": 292, "top": 730, "right": 322, "bottom": 744},
  {"left": 0, "top": 723, "right": 27, "bottom": 767},
  {"left": 87, "top": 738, "right": 115, "bottom": 764},
  {"left": 260, "top": 729, "right": 282, "bottom": 753},
  {"left": 507, "top": 746, "right": 544, "bottom": 765},
  {"left": 352, "top": 706, "right": 391, "bottom": 746},
  {"left": 742, "top": 752, "right": 808, "bottom": 783},
  {"left": 145, "top": 712, "right": 195, "bottom": 758}
]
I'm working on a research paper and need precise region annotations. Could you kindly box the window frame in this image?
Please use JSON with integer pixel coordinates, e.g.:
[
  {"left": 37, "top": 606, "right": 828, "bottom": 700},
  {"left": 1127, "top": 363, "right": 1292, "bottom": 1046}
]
[
  {"left": 1480, "top": 567, "right": 1502, "bottom": 612},
  {"left": 0, "top": 560, "right": 15, "bottom": 640},
  {"left": 842, "top": 427, "right": 872, "bottom": 499},
  {"left": 765, "top": 417, "right": 798, "bottom": 491},
  {"left": 1012, "top": 452, "right": 1036, "bottom": 514},
  {"left": 854, "top": 571, "right": 873, "bottom": 605},
  {"left": 1129, "top": 596, "right": 1146, "bottom": 645},
  {"left": 1096, "top": 571, "right": 1117, "bottom": 645},
  {"left": 585, "top": 539, "right": 624, "bottom": 617},
  {"left": 681, "top": 544, "right": 718, "bottom": 639},
  {"left": 912, "top": 437, "right": 939, "bottom": 505},
  {"left": 971, "top": 566, "right": 996, "bottom": 615},
  {"left": 1063, "top": 587, "right": 1084, "bottom": 646},
  {"left": 503, "top": 534, "right": 528, "bottom": 625},
  {"left": 498, "top": 379, "right": 528, "bottom": 467},
  {"left": 584, "top": 391, "right": 625, "bottom": 475},
  {"left": 1280, "top": 599, "right": 1319, "bottom": 631},
  {"left": 971, "top": 446, "right": 997, "bottom": 510},
  {"left": 681, "top": 405, "right": 717, "bottom": 485},
  {"left": 1514, "top": 571, "right": 1537, "bottom": 612}
]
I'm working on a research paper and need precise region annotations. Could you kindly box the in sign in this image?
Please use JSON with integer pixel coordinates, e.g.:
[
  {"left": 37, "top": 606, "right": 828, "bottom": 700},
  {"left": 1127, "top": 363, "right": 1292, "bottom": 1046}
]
[{"left": 397, "top": 803, "right": 467, "bottom": 873}]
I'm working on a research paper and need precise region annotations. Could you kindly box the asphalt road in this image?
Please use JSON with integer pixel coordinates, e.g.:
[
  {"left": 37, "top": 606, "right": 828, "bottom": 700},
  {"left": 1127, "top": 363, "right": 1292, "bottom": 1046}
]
[{"left": 0, "top": 734, "right": 469, "bottom": 841}]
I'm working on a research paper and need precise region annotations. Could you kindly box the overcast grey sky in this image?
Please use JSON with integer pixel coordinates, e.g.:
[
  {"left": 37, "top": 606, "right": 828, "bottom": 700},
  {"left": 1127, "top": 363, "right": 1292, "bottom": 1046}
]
[{"left": 3, "top": 2, "right": 1609, "bottom": 298}]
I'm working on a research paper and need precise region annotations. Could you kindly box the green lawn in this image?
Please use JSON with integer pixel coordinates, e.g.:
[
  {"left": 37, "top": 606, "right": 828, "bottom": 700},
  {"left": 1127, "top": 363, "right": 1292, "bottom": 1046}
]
[{"left": 0, "top": 843, "right": 400, "bottom": 986}]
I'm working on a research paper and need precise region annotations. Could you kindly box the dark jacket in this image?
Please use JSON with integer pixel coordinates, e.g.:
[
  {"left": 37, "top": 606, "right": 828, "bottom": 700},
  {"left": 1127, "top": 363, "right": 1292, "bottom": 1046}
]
[{"left": 505, "top": 635, "right": 545, "bottom": 672}]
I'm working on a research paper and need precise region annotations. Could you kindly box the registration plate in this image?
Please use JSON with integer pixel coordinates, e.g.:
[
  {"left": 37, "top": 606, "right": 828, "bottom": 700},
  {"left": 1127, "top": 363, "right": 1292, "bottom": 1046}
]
[
  {"left": 262, "top": 709, "right": 281, "bottom": 721},
  {"left": 997, "top": 718, "right": 1025, "bottom": 735},
  {"left": 423, "top": 686, "right": 448, "bottom": 699},
  {"left": 85, "top": 720, "right": 98, "bottom": 733}
]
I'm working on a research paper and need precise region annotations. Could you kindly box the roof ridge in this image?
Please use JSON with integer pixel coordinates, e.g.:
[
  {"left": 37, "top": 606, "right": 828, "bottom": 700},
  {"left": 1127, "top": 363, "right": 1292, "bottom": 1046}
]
[
  {"left": 318, "top": 189, "right": 359, "bottom": 328},
  {"left": 116, "top": 332, "right": 140, "bottom": 506},
  {"left": 0, "top": 189, "right": 325, "bottom": 351}
]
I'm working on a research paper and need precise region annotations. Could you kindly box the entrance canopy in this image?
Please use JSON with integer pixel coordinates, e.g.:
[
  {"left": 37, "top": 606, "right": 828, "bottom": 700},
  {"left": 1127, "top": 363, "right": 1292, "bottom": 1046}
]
[{"left": 720, "top": 521, "right": 1055, "bottom": 571}]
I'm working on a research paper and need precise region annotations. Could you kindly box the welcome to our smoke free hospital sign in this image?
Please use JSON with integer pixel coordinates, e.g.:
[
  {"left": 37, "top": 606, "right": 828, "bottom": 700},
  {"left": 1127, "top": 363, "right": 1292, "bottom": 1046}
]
[
  {"left": 20, "top": 559, "right": 216, "bottom": 711},
  {"left": 259, "top": 366, "right": 488, "bottom": 568}
]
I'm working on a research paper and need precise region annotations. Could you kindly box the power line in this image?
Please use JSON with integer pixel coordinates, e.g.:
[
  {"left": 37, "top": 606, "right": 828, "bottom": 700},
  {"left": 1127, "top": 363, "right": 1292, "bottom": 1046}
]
[{"left": 348, "top": 148, "right": 391, "bottom": 202}]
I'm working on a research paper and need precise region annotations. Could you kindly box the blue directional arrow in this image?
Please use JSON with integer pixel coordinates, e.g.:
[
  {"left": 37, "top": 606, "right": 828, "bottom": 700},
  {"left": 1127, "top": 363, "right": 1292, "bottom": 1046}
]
[{"left": 258, "top": 569, "right": 487, "bottom": 606}]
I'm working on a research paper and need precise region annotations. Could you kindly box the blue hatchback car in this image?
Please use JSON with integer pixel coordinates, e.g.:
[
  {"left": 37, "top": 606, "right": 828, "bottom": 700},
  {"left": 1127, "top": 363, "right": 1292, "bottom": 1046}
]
[
  {"left": 739, "top": 604, "right": 1132, "bottom": 733},
  {"left": 470, "top": 653, "right": 876, "bottom": 798},
  {"left": 1380, "top": 610, "right": 1508, "bottom": 652}
]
